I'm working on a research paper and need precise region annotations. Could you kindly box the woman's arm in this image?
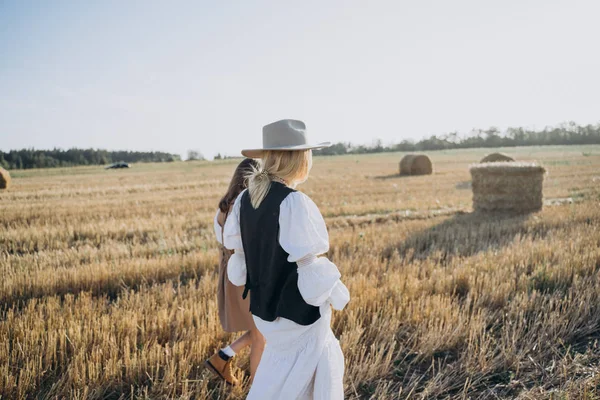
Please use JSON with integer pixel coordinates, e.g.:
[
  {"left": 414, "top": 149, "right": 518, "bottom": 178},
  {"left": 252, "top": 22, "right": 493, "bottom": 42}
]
[
  {"left": 222, "top": 191, "right": 247, "bottom": 286},
  {"left": 213, "top": 209, "right": 224, "bottom": 245},
  {"left": 279, "top": 192, "right": 350, "bottom": 310}
]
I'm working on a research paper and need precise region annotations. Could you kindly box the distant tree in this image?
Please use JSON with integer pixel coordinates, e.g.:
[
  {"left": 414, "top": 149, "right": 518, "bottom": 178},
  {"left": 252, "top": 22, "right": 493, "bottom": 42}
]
[
  {"left": 187, "top": 150, "right": 205, "bottom": 161},
  {"left": 314, "top": 142, "right": 351, "bottom": 156}
]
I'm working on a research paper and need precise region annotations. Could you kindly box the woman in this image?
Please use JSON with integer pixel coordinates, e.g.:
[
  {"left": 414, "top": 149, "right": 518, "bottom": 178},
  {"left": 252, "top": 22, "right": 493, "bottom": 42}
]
[
  {"left": 205, "top": 158, "right": 265, "bottom": 386},
  {"left": 223, "top": 119, "right": 350, "bottom": 399}
]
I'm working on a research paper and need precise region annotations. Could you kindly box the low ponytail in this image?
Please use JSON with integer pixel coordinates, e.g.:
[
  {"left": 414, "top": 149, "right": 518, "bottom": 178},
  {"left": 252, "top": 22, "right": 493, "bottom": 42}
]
[
  {"left": 246, "top": 166, "right": 272, "bottom": 209},
  {"left": 245, "top": 149, "right": 313, "bottom": 209}
]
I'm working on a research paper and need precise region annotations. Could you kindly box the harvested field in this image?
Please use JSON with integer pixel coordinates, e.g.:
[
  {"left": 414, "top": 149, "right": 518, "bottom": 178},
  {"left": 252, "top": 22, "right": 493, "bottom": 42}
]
[{"left": 1, "top": 145, "right": 600, "bottom": 399}]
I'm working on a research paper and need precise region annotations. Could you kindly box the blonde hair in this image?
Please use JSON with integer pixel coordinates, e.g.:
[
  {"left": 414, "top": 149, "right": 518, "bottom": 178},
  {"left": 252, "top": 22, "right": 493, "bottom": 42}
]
[{"left": 246, "top": 150, "right": 313, "bottom": 208}]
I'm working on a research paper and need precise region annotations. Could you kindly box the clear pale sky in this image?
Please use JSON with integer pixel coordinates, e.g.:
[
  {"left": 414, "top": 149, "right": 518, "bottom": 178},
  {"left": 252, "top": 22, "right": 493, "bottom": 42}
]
[{"left": 1, "top": 1, "right": 599, "bottom": 159}]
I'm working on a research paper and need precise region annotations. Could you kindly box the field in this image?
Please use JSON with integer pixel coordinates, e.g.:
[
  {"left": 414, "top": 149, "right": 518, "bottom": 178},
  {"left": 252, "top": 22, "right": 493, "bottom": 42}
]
[{"left": 1, "top": 145, "right": 600, "bottom": 399}]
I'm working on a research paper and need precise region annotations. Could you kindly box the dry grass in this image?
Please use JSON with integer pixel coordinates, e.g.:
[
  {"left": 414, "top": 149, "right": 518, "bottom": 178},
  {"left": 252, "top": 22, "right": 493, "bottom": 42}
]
[{"left": 1, "top": 145, "right": 600, "bottom": 399}]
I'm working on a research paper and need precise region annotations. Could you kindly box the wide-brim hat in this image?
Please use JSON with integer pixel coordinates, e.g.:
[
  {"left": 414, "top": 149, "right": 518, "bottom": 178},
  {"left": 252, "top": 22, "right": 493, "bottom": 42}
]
[{"left": 241, "top": 119, "right": 331, "bottom": 158}]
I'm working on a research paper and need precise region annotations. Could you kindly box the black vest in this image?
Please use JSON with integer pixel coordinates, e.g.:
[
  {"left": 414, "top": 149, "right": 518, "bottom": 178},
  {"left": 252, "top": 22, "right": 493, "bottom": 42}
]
[{"left": 239, "top": 182, "right": 321, "bottom": 326}]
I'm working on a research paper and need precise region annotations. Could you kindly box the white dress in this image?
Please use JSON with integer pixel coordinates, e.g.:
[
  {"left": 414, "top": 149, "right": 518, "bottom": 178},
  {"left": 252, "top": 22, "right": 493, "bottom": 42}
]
[{"left": 223, "top": 189, "right": 350, "bottom": 400}]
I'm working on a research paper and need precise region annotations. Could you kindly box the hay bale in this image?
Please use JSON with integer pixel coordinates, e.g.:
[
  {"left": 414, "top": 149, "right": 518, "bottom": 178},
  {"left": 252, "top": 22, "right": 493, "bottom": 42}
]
[
  {"left": 399, "top": 154, "right": 433, "bottom": 175},
  {"left": 0, "top": 167, "right": 10, "bottom": 189},
  {"left": 480, "top": 152, "right": 514, "bottom": 163},
  {"left": 470, "top": 162, "right": 545, "bottom": 213}
]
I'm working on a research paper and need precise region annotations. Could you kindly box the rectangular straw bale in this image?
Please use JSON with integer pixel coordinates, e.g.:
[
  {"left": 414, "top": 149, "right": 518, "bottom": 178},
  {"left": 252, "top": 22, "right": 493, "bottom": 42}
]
[{"left": 470, "top": 162, "right": 545, "bottom": 212}]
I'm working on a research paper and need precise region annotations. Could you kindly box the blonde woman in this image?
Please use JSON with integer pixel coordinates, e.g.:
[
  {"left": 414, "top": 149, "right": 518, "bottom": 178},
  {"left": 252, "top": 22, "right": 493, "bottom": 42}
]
[
  {"left": 205, "top": 158, "right": 265, "bottom": 385},
  {"left": 222, "top": 119, "right": 350, "bottom": 399}
]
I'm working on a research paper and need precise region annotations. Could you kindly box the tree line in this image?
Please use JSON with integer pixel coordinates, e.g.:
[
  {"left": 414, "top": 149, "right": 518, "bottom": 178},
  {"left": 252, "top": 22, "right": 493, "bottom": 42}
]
[
  {"left": 0, "top": 149, "right": 181, "bottom": 170},
  {"left": 2, "top": 122, "right": 599, "bottom": 169},
  {"left": 314, "top": 121, "right": 600, "bottom": 155}
]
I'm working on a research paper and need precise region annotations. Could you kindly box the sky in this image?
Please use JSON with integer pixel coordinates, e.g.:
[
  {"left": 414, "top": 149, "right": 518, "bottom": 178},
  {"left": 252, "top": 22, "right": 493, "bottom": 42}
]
[{"left": 1, "top": 0, "right": 599, "bottom": 159}]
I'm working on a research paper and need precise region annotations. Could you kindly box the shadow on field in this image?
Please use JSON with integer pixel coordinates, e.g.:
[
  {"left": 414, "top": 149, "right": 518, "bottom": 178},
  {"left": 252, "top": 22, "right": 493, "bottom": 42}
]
[{"left": 383, "top": 211, "right": 534, "bottom": 261}]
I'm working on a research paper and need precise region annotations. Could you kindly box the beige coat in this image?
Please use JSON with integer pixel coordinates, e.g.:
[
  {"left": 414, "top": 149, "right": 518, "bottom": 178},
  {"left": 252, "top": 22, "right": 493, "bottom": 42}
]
[{"left": 216, "top": 209, "right": 255, "bottom": 332}]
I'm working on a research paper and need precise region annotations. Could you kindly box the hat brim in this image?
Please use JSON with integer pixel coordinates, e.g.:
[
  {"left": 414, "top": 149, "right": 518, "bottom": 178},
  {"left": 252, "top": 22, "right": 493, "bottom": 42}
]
[{"left": 241, "top": 142, "right": 331, "bottom": 158}]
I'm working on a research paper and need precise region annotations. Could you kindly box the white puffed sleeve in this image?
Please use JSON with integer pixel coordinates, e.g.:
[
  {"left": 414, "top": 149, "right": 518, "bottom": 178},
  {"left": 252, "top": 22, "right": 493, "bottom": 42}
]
[
  {"left": 279, "top": 192, "right": 350, "bottom": 310},
  {"left": 223, "top": 191, "right": 246, "bottom": 286},
  {"left": 279, "top": 192, "right": 329, "bottom": 262}
]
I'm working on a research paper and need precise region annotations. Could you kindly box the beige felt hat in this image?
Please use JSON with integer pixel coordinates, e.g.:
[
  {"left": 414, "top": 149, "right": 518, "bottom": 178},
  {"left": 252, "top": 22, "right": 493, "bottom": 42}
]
[{"left": 241, "top": 119, "right": 331, "bottom": 158}]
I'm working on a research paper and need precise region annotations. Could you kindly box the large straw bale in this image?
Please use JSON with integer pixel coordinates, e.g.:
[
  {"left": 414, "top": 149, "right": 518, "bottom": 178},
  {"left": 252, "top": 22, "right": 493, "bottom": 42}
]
[
  {"left": 470, "top": 162, "right": 545, "bottom": 213},
  {"left": 399, "top": 154, "right": 433, "bottom": 176},
  {"left": 0, "top": 167, "right": 10, "bottom": 189},
  {"left": 480, "top": 152, "right": 514, "bottom": 163}
]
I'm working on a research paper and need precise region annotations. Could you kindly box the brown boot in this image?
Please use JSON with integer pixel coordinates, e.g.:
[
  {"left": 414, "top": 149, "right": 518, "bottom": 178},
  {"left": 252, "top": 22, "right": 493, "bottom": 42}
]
[{"left": 204, "top": 350, "right": 239, "bottom": 386}]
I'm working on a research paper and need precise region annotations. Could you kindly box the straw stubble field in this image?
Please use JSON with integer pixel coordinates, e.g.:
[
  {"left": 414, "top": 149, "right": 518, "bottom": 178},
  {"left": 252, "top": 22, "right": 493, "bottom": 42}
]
[{"left": 1, "top": 145, "right": 600, "bottom": 399}]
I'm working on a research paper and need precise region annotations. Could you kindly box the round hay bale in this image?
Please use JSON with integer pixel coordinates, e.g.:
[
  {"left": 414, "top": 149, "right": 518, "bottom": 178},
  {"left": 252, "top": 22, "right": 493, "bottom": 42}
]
[
  {"left": 480, "top": 152, "right": 514, "bottom": 163},
  {"left": 0, "top": 167, "right": 10, "bottom": 189},
  {"left": 470, "top": 162, "right": 545, "bottom": 213},
  {"left": 399, "top": 154, "right": 432, "bottom": 175}
]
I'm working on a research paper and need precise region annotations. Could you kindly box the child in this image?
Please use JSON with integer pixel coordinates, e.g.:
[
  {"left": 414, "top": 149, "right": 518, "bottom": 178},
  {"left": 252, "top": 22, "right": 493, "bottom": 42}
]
[{"left": 205, "top": 158, "right": 265, "bottom": 385}]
